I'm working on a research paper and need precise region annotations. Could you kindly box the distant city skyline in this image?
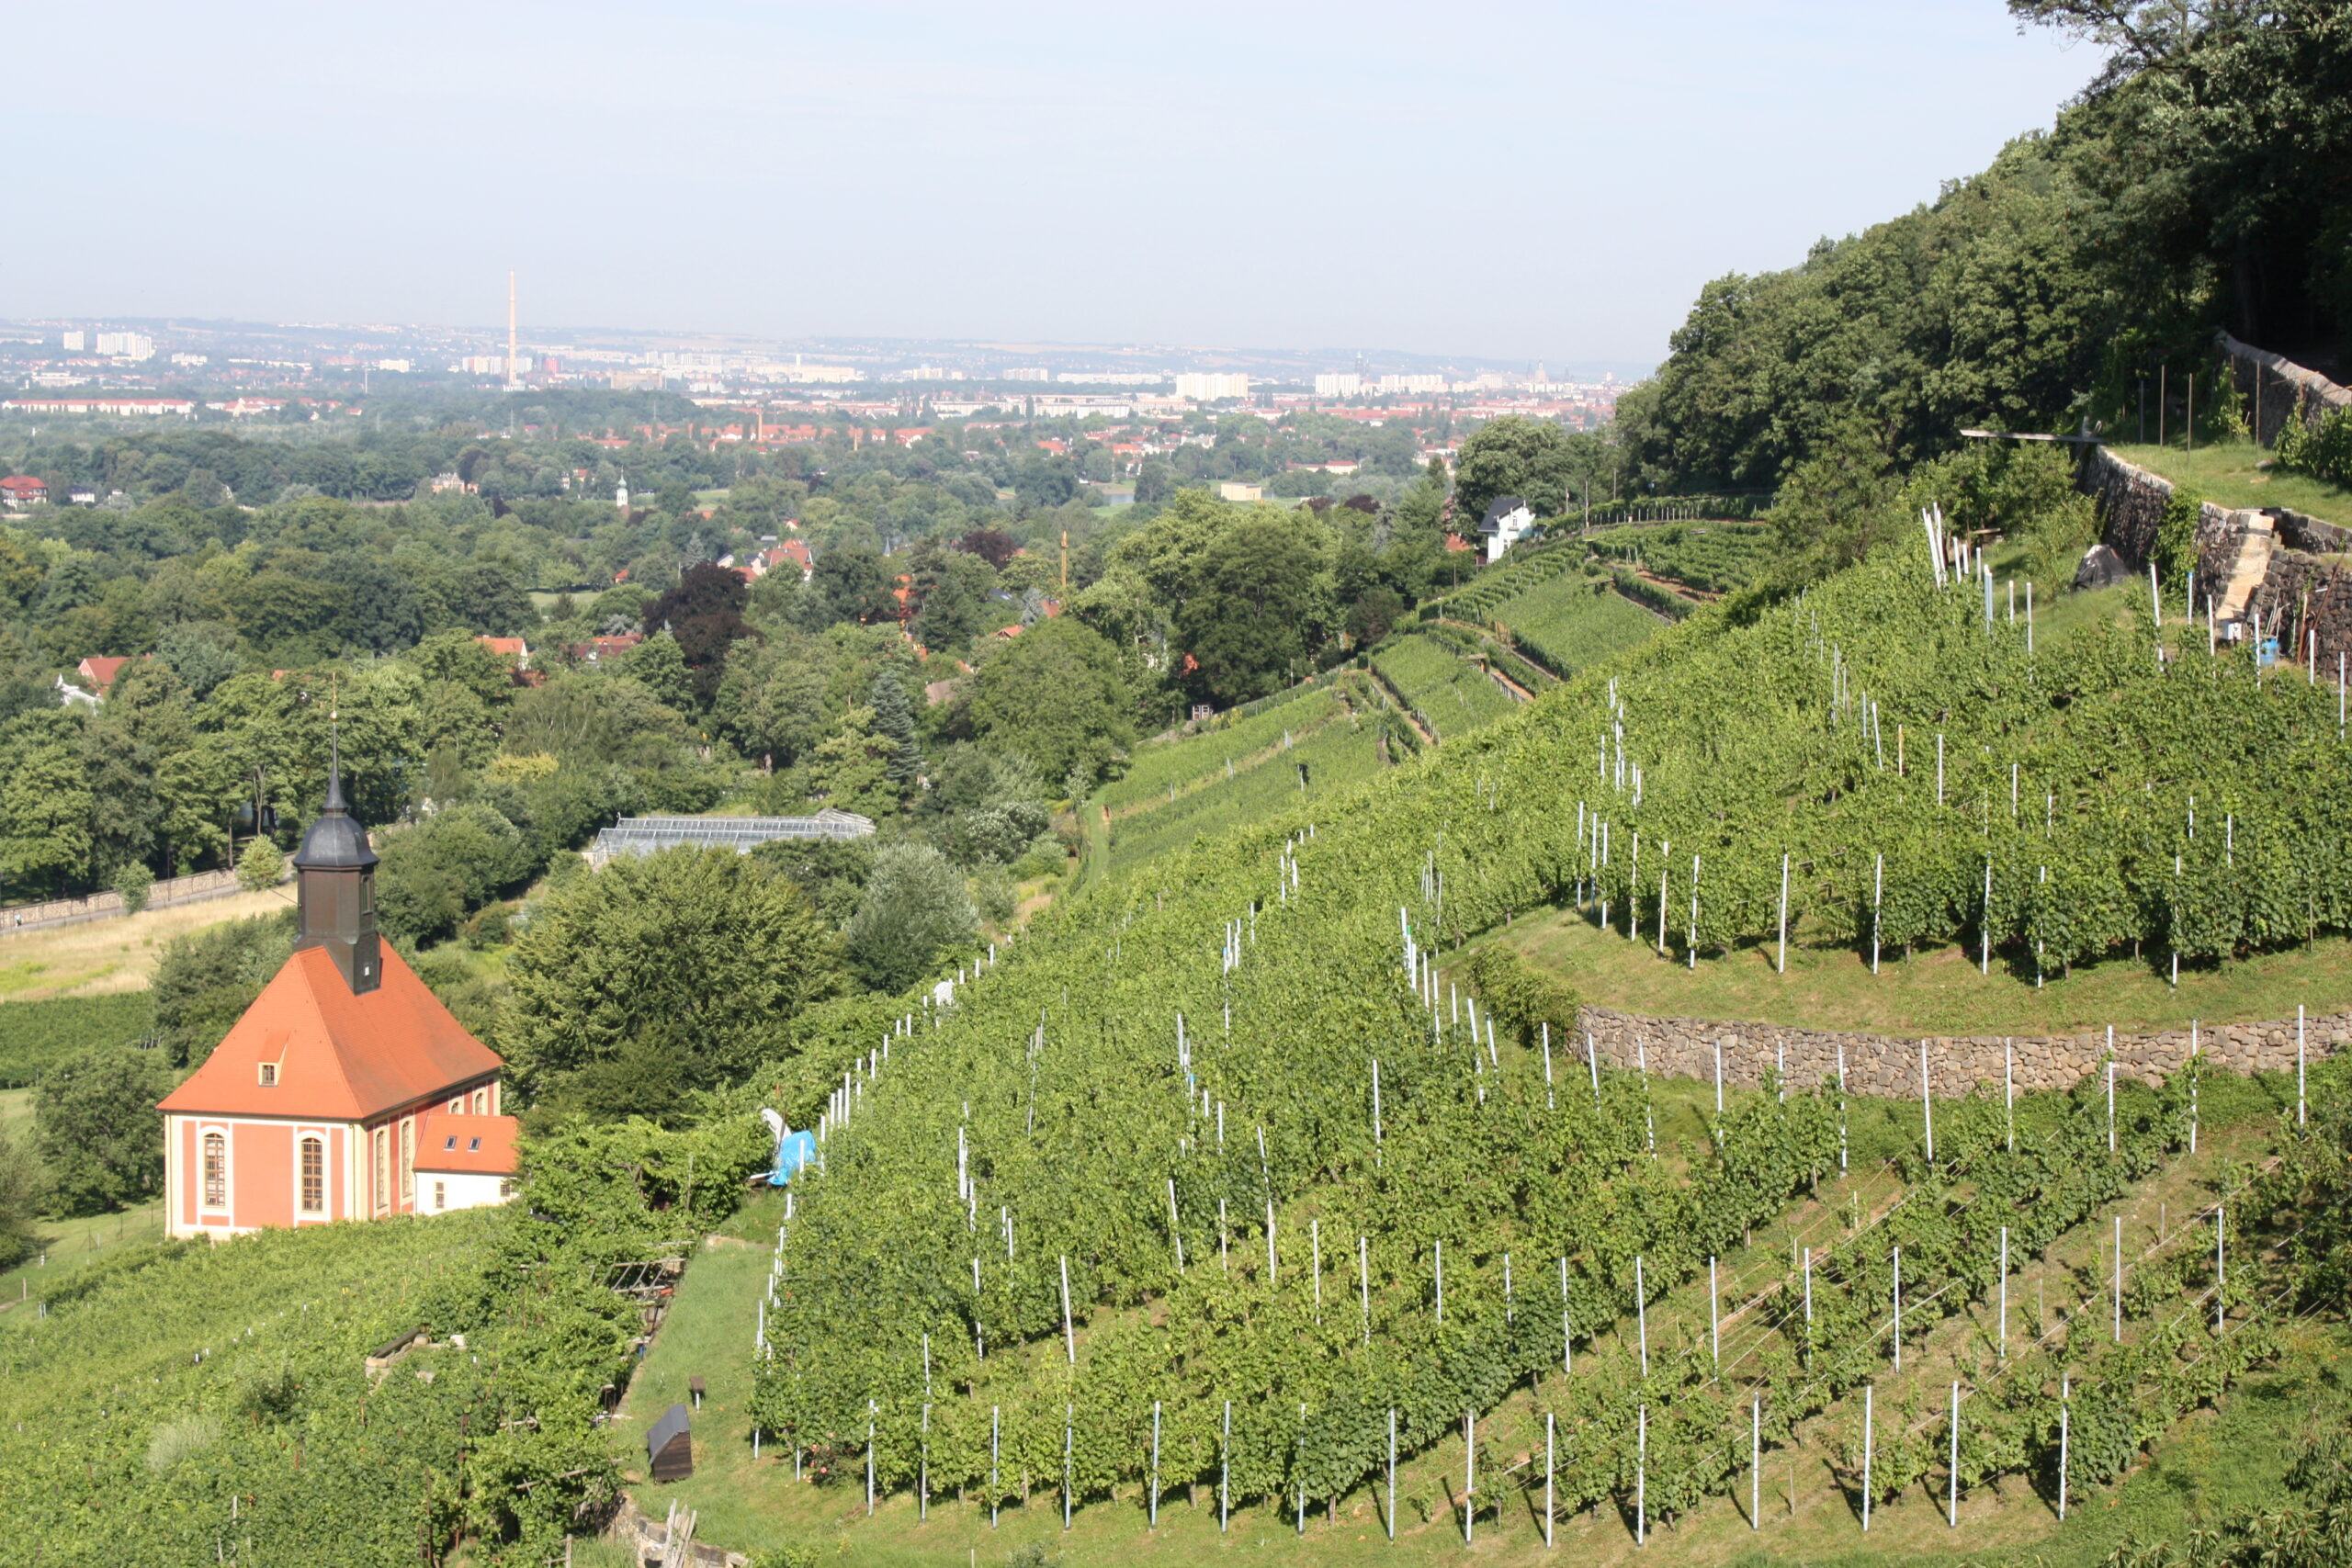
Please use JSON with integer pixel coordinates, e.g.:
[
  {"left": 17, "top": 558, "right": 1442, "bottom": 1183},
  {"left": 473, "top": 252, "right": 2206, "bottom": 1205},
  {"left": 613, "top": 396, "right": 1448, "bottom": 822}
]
[{"left": 4, "top": 2, "right": 2101, "bottom": 367}]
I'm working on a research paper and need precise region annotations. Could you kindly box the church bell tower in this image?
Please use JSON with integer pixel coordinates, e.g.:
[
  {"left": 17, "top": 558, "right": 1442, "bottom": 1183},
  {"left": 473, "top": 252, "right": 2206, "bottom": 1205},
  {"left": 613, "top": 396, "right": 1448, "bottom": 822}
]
[{"left": 291, "top": 732, "right": 381, "bottom": 995}]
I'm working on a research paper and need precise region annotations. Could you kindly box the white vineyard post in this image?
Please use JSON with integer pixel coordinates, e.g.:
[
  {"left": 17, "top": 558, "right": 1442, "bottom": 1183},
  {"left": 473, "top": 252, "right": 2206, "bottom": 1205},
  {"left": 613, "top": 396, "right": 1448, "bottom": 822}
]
[
  {"left": 1168, "top": 1179, "right": 1184, "bottom": 1272},
  {"left": 1386, "top": 1409, "right": 1397, "bottom": 1540},
  {"left": 1060, "top": 1256, "right": 1075, "bottom": 1363},
  {"left": 1560, "top": 1256, "right": 1572, "bottom": 1373},
  {"left": 1689, "top": 854, "right": 1700, "bottom": 969},
  {"left": 1948, "top": 1381, "right": 1960, "bottom": 1528},
  {"left": 2298, "top": 1004, "right": 2307, "bottom": 1129},
  {"left": 1893, "top": 1247, "right": 1903, "bottom": 1371},
  {"left": 2107, "top": 1047, "right": 2116, "bottom": 1153},
  {"left": 991, "top": 1405, "right": 1001, "bottom": 1528},
  {"left": 1545, "top": 1411, "right": 1556, "bottom": 1549},
  {"left": 1710, "top": 1255, "right": 1721, "bottom": 1368},
  {"left": 1713, "top": 1040, "right": 1724, "bottom": 1121},
  {"left": 1221, "top": 1400, "right": 1231, "bottom": 1533},
  {"left": 1635, "top": 1255, "right": 1648, "bottom": 1376},
  {"left": 866, "top": 1405, "right": 876, "bottom": 1516},
  {"left": 1636, "top": 1403, "right": 1647, "bottom": 1548},
  {"left": 1804, "top": 1247, "right": 1813, "bottom": 1343},
  {"left": 1838, "top": 1043, "right": 1849, "bottom": 1173},
  {"left": 1063, "top": 1404, "right": 1073, "bottom": 1530},
  {"left": 1872, "top": 852, "right": 1883, "bottom": 975},
  {"left": 1981, "top": 857, "right": 1992, "bottom": 975},
  {"left": 1360, "top": 1235, "right": 1372, "bottom": 1347},
  {"left": 1464, "top": 1409, "right": 1476, "bottom": 1545},
  {"left": 1588, "top": 1032, "right": 1600, "bottom": 1102},
  {"left": 1149, "top": 1402, "right": 1160, "bottom": 1528},
  {"left": 2216, "top": 1204, "right": 2225, "bottom": 1336},
  {"left": 1265, "top": 1202, "right": 1277, "bottom": 1288},
  {"left": 1861, "top": 1384, "right": 1874, "bottom": 1532},
  {"left": 2005, "top": 1041, "right": 2015, "bottom": 1152},
  {"left": 1920, "top": 1040, "right": 1934, "bottom": 1165},
  {"left": 2057, "top": 1377, "right": 2069, "bottom": 1522},
  {"left": 2190, "top": 1021, "right": 2200, "bottom": 1152},
  {"left": 1777, "top": 852, "right": 1790, "bottom": 974},
  {"left": 1750, "top": 1395, "right": 1761, "bottom": 1529},
  {"left": 1297, "top": 1404, "right": 1307, "bottom": 1536},
  {"left": 1998, "top": 1226, "right": 2008, "bottom": 1357}
]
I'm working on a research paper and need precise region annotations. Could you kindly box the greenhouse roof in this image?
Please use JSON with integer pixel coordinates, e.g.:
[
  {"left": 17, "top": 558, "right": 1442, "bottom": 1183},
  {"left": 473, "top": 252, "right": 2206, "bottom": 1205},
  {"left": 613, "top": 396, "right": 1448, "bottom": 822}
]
[{"left": 586, "top": 809, "right": 876, "bottom": 864}]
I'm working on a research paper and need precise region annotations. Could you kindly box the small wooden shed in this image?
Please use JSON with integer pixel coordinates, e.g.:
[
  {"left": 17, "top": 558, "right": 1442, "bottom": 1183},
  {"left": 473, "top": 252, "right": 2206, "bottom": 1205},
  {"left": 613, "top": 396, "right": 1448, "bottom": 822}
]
[{"left": 646, "top": 1403, "right": 693, "bottom": 1482}]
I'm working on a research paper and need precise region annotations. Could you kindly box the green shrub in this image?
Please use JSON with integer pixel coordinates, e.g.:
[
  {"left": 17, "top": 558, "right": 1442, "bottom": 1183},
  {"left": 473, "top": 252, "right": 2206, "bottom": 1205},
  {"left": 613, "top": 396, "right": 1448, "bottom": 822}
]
[
  {"left": 112, "top": 863, "right": 153, "bottom": 915},
  {"left": 2277, "top": 403, "right": 2352, "bottom": 485},
  {"left": 234, "top": 836, "right": 284, "bottom": 892},
  {"left": 1461, "top": 944, "right": 1581, "bottom": 1046},
  {"left": 2154, "top": 485, "right": 2205, "bottom": 594}
]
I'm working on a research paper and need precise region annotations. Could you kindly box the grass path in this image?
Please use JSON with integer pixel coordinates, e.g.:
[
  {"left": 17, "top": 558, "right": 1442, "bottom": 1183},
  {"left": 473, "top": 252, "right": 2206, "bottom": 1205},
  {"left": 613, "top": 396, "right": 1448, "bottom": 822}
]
[{"left": 1493, "top": 905, "right": 2352, "bottom": 1037}]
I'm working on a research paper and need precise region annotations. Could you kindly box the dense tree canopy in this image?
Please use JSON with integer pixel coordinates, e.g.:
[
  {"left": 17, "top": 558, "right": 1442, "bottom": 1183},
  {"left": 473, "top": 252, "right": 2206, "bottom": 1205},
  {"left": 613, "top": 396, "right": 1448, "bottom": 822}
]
[
  {"left": 500, "top": 848, "right": 844, "bottom": 1122},
  {"left": 1619, "top": 1, "right": 2352, "bottom": 490}
]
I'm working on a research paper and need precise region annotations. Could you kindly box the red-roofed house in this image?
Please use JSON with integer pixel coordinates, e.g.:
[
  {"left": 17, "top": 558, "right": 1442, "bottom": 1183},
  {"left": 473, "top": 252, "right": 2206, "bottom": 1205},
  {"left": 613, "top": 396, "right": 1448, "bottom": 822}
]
[
  {"left": 571, "top": 633, "right": 643, "bottom": 665},
  {"left": 0, "top": 475, "right": 47, "bottom": 508},
  {"left": 413, "top": 1111, "right": 521, "bottom": 1212},
  {"left": 158, "top": 760, "right": 515, "bottom": 1236},
  {"left": 761, "top": 539, "right": 814, "bottom": 581},
  {"left": 476, "top": 636, "right": 530, "bottom": 669},
  {"left": 75, "top": 655, "right": 132, "bottom": 695}
]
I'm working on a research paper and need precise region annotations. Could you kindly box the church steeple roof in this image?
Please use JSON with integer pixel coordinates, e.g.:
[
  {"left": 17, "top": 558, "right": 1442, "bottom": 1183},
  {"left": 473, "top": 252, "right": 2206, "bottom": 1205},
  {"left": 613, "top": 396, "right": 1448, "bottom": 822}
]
[{"left": 292, "top": 724, "right": 378, "bottom": 871}]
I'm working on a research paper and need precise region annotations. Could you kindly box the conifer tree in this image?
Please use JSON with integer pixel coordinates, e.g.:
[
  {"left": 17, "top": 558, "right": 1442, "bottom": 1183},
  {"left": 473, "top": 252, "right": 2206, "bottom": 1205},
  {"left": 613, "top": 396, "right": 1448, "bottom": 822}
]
[{"left": 871, "top": 669, "right": 924, "bottom": 789}]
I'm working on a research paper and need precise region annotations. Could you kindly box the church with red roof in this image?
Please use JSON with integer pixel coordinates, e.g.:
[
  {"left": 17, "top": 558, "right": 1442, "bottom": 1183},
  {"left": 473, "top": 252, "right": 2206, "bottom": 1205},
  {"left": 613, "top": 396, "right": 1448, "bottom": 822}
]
[{"left": 160, "top": 748, "right": 519, "bottom": 1236}]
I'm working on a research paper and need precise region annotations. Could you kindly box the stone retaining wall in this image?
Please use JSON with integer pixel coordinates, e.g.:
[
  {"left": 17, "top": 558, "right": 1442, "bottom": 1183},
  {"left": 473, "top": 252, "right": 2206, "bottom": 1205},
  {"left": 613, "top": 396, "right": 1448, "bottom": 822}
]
[
  {"left": 2083, "top": 446, "right": 2231, "bottom": 574},
  {"left": 1580, "top": 1004, "right": 2350, "bottom": 1098},
  {"left": 2079, "top": 446, "right": 2352, "bottom": 664},
  {"left": 609, "top": 1494, "right": 745, "bottom": 1568},
  {"left": 2220, "top": 330, "right": 2352, "bottom": 448}
]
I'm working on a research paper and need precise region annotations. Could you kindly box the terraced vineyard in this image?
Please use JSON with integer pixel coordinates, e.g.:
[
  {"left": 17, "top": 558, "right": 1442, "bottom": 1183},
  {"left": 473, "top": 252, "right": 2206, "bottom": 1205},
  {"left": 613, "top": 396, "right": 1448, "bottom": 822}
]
[
  {"left": 739, "top": 532, "right": 2352, "bottom": 1560},
  {"left": 1587, "top": 521, "right": 1780, "bottom": 594},
  {"left": 1098, "top": 675, "right": 1400, "bottom": 879},
  {"left": 1493, "top": 571, "right": 1667, "bottom": 678},
  {"left": 1371, "top": 628, "right": 1523, "bottom": 739}
]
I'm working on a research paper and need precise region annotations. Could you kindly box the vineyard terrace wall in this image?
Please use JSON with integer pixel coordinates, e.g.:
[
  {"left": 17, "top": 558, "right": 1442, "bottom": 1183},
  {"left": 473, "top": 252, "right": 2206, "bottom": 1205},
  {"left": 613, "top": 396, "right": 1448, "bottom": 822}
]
[
  {"left": 2220, "top": 328, "right": 2352, "bottom": 449},
  {"left": 1579, "top": 1003, "right": 2350, "bottom": 1097},
  {"left": 2082, "top": 444, "right": 2352, "bottom": 665}
]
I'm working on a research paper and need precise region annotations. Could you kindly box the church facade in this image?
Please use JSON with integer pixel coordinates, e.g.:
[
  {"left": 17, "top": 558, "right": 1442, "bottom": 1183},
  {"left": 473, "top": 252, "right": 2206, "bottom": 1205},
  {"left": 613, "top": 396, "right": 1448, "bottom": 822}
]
[{"left": 158, "top": 757, "right": 519, "bottom": 1238}]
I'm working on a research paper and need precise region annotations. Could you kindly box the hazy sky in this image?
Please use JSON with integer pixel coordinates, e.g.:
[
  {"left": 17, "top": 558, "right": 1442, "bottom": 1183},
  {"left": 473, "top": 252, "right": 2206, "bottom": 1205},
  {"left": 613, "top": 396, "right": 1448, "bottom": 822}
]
[{"left": 8, "top": 1, "right": 2100, "bottom": 367}]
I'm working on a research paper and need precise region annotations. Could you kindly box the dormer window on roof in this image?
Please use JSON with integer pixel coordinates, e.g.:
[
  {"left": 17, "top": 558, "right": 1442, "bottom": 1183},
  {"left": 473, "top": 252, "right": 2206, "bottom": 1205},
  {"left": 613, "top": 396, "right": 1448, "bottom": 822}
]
[
  {"left": 258, "top": 1062, "right": 277, "bottom": 1087},
  {"left": 468, "top": 1137, "right": 481, "bottom": 1152},
  {"left": 444, "top": 1135, "right": 458, "bottom": 1150}
]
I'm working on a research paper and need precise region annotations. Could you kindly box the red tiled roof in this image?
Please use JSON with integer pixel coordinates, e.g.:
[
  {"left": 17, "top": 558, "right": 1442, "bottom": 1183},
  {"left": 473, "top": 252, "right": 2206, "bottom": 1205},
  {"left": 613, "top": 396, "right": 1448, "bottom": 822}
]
[
  {"left": 413, "top": 1111, "right": 520, "bottom": 1175},
  {"left": 158, "top": 945, "right": 503, "bottom": 1121},
  {"left": 76, "top": 655, "right": 131, "bottom": 692}
]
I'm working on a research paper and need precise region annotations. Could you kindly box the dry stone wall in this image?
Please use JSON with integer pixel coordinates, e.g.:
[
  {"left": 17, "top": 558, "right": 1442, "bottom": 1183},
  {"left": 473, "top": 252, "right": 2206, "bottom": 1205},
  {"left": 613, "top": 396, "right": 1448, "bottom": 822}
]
[
  {"left": 2079, "top": 446, "right": 2352, "bottom": 666},
  {"left": 1580, "top": 1003, "right": 2350, "bottom": 1098},
  {"left": 2221, "top": 330, "right": 2352, "bottom": 448}
]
